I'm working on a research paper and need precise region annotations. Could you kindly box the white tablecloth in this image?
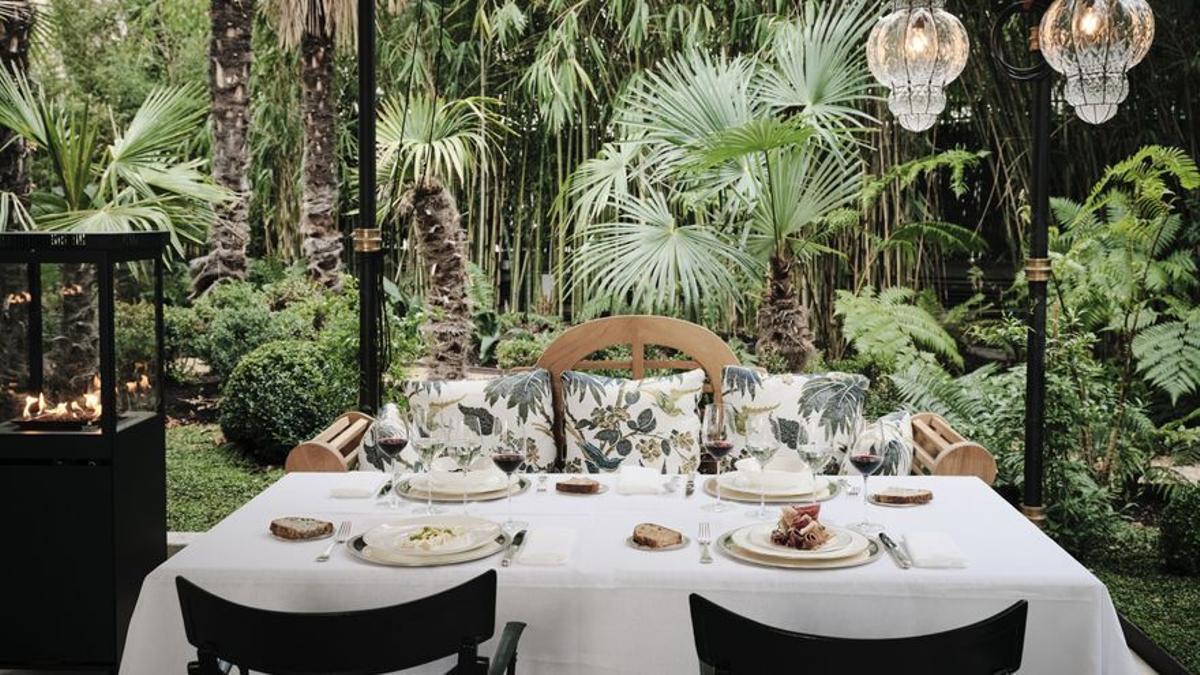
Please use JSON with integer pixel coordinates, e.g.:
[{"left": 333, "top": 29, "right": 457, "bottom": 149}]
[{"left": 120, "top": 474, "right": 1134, "bottom": 674}]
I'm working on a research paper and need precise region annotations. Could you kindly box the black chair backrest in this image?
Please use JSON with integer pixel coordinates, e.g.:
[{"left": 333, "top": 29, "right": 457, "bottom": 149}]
[
  {"left": 689, "top": 594, "right": 1028, "bottom": 675},
  {"left": 176, "top": 570, "right": 498, "bottom": 675}
]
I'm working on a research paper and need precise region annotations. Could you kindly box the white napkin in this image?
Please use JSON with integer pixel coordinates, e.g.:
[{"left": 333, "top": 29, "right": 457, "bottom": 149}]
[
  {"left": 903, "top": 531, "right": 968, "bottom": 568},
  {"left": 732, "top": 458, "right": 813, "bottom": 493},
  {"left": 516, "top": 528, "right": 577, "bottom": 566},
  {"left": 329, "top": 474, "right": 390, "bottom": 499},
  {"left": 615, "top": 465, "right": 666, "bottom": 495}
]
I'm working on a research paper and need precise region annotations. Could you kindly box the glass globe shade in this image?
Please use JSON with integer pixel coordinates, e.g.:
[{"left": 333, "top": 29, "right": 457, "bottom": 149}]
[
  {"left": 867, "top": 0, "right": 970, "bottom": 132},
  {"left": 1039, "top": 0, "right": 1155, "bottom": 124}
]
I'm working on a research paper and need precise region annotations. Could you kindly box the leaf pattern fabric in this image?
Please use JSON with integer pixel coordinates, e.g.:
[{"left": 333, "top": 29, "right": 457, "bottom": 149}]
[
  {"left": 721, "top": 366, "right": 869, "bottom": 467},
  {"left": 562, "top": 369, "right": 705, "bottom": 474},
  {"left": 359, "top": 369, "right": 556, "bottom": 472},
  {"left": 852, "top": 410, "right": 915, "bottom": 476}
]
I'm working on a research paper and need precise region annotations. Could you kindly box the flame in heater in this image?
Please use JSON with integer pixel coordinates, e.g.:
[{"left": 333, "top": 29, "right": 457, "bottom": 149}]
[{"left": 21, "top": 375, "right": 103, "bottom": 423}]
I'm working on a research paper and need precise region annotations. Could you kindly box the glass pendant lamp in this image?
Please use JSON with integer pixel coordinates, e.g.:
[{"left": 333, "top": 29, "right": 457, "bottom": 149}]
[
  {"left": 1039, "top": 0, "right": 1154, "bottom": 124},
  {"left": 867, "top": 0, "right": 970, "bottom": 132}
]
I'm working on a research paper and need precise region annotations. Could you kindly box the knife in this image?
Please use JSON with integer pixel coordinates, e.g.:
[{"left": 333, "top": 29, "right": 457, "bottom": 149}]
[
  {"left": 879, "top": 532, "right": 912, "bottom": 569},
  {"left": 500, "top": 530, "right": 527, "bottom": 567},
  {"left": 684, "top": 472, "right": 696, "bottom": 497}
]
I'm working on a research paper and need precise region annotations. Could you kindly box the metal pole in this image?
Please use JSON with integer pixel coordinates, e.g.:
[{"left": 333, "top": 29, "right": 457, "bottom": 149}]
[
  {"left": 1022, "top": 71, "right": 1052, "bottom": 526},
  {"left": 355, "top": 0, "right": 382, "bottom": 413},
  {"left": 990, "top": 0, "right": 1052, "bottom": 525}
]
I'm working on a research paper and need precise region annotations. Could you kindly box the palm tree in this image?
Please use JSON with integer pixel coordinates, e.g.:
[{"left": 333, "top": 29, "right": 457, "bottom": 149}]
[
  {"left": 0, "top": 73, "right": 227, "bottom": 392},
  {"left": 379, "top": 92, "right": 508, "bottom": 378},
  {"left": 191, "top": 0, "right": 255, "bottom": 296},
  {"left": 265, "top": 0, "right": 357, "bottom": 289},
  {"left": 560, "top": 0, "right": 877, "bottom": 367}
]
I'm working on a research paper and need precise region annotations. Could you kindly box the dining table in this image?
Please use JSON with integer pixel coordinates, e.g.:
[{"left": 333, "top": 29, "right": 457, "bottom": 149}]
[{"left": 119, "top": 472, "right": 1135, "bottom": 674}]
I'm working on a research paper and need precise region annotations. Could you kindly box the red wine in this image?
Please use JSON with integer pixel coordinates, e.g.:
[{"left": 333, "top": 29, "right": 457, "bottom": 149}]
[
  {"left": 705, "top": 440, "right": 735, "bottom": 459},
  {"left": 849, "top": 453, "right": 884, "bottom": 476},
  {"left": 492, "top": 453, "right": 524, "bottom": 474},
  {"left": 379, "top": 437, "right": 408, "bottom": 450}
]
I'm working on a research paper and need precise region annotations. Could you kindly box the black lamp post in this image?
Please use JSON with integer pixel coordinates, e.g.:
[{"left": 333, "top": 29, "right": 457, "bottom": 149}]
[
  {"left": 356, "top": 0, "right": 382, "bottom": 414},
  {"left": 867, "top": 0, "right": 1155, "bottom": 524}
]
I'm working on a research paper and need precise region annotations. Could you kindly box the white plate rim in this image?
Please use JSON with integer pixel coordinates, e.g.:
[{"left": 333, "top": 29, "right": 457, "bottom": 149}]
[
  {"left": 718, "top": 471, "right": 829, "bottom": 497},
  {"left": 348, "top": 533, "right": 507, "bottom": 567},
  {"left": 362, "top": 516, "right": 501, "bottom": 556},
  {"left": 733, "top": 523, "right": 869, "bottom": 561},
  {"left": 718, "top": 533, "right": 882, "bottom": 569},
  {"left": 704, "top": 477, "right": 840, "bottom": 503}
]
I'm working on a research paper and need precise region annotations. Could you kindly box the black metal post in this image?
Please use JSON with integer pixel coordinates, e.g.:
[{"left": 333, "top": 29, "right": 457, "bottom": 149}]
[
  {"left": 1023, "top": 71, "right": 1052, "bottom": 525},
  {"left": 990, "top": 0, "right": 1053, "bottom": 525},
  {"left": 356, "top": 0, "right": 383, "bottom": 413}
]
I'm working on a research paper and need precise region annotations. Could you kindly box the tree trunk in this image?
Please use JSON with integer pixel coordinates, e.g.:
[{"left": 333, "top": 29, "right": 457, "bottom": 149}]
[
  {"left": 191, "top": 0, "right": 254, "bottom": 296},
  {"left": 755, "top": 252, "right": 817, "bottom": 373},
  {"left": 401, "top": 177, "right": 472, "bottom": 380},
  {"left": 0, "top": 1, "right": 34, "bottom": 416},
  {"left": 299, "top": 23, "right": 342, "bottom": 289}
]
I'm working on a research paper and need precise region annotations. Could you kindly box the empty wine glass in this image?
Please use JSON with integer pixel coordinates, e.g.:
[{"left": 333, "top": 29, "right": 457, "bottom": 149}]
[
  {"left": 744, "top": 414, "right": 778, "bottom": 519},
  {"left": 447, "top": 420, "right": 481, "bottom": 514},
  {"left": 410, "top": 409, "right": 447, "bottom": 515},
  {"left": 795, "top": 439, "right": 833, "bottom": 512},
  {"left": 702, "top": 403, "right": 736, "bottom": 513},
  {"left": 490, "top": 419, "right": 528, "bottom": 533}
]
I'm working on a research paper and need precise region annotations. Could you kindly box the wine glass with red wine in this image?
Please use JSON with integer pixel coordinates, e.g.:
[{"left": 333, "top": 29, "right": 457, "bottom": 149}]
[
  {"left": 846, "top": 419, "right": 892, "bottom": 536},
  {"left": 375, "top": 413, "right": 410, "bottom": 510},
  {"left": 491, "top": 419, "right": 528, "bottom": 533},
  {"left": 702, "top": 403, "right": 736, "bottom": 513}
]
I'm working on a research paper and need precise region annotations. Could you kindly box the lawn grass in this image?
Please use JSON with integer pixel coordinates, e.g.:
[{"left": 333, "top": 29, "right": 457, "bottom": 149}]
[
  {"left": 166, "top": 423, "right": 283, "bottom": 532},
  {"left": 1089, "top": 538, "right": 1200, "bottom": 674}
]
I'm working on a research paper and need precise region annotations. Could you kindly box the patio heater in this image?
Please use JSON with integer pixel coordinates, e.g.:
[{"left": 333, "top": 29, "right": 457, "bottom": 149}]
[
  {"left": 866, "top": 0, "right": 1154, "bottom": 525},
  {"left": 0, "top": 231, "right": 167, "bottom": 670}
]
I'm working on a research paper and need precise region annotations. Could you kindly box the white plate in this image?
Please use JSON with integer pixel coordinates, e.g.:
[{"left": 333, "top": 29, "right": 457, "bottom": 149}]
[
  {"left": 718, "top": 532, "right": 882, "bottom": 570},
  {"left": 731, "top": 523, "right": 870, "bottom": 561},
  {"left": 348, "top": 532, "right": 508, "bottom": 567},
  {"left": 409, "top": 471, "right": 508, "bottom": 495},
  {"left": 704, "top": 477, "right": 840, "bottom": 504},
  {"left": 362, "top": 516, "right": 501, "bottom": 557},
  {"left": 396, "top": 476, "right": 529, "bottom": 503},
  {"left": 717, "top": 471, "right": 830, "bottom": 497}
]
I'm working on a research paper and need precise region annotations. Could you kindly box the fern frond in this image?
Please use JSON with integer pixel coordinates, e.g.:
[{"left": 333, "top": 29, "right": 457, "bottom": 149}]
[
  {"left": 835, "top": 287, "right": 963, "bottom": 368},
  {"left": 1133, "top": 316, "right": 1200, "bottom": 404}
]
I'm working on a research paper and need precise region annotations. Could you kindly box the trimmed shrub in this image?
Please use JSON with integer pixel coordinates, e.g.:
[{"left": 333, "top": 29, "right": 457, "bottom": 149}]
[
  {"left": 219, "top": 340, "right": 356, "bottom": 465},
  {"left": 496, "top": 334, "right": 547, "bottom": 370},
  {"left": 1160, "top": 486, "right": 1200, "bottom": 575}
]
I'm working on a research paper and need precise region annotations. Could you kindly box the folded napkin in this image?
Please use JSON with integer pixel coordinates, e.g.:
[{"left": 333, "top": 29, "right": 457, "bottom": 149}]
[
  {"left": 329, "top": 474, "right": 391, "bottom": 499},
  {"left": 615, "top": 465, "right": 666, "bottom": 495},
  {"left": 732, "top": 458, "right": 813, "bottom": 493},
  {"left": 516, "top": 528, "right": 577, "bottom": 566},
  {"left": 903, "top": 531, "right": 968, "bottom": 568}
]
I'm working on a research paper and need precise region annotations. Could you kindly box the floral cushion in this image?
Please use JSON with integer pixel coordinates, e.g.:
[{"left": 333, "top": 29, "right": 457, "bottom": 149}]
[
  {"left": 562, "top": 368, "right": 706, "bottom": 474},
  {"left": 854, "top": 410, "right": 915, "bottom": 476},
  {"left": 360, "top": 369, "right": 556, "bottom": 473},
  {"left": 720, "top": 366, "right": 869, "bottom": 468}
]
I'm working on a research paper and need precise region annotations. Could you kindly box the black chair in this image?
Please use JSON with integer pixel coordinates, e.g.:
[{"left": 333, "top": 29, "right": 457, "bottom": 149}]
[
  {"left": 689, "top": 594, "right": 1028, "bottom": 675},
  {"left": 176, "top": 570, "right": 525, "bottom": 675}
]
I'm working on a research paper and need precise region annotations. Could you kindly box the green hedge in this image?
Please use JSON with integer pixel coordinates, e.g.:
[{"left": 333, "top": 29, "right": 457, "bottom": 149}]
[
  {"left": 1160, "top": 487, "right": 1200, "bottom": 575},
  {"left": 219, "top": 340, "right": 356, "bottom": 465}
]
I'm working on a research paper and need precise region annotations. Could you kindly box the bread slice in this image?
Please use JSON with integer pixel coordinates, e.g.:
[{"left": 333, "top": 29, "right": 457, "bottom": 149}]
[
  {"left": 270, "top": 517, "right": 334, "bottom": 540},
  {"left": 872, "top": 487, "right": 933, "bottom": 505},
  {"left": 556, "top": 477, "right": 601, "bottom": 494},
  {"left": 632, "top": 523, "right": 683, "bottom": 549}
]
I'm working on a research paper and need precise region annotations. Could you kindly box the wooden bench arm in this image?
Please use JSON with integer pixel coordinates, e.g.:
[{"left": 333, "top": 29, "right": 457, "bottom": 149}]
[
  {"left": 910, "top": 412, "right": 997, "bottom": 485},
  {"left": 284, "top": 412, "right": 374, "bottom": 473}
]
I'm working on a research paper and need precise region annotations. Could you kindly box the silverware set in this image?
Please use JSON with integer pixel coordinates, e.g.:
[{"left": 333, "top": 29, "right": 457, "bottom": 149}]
[
  {"left": 501, "top": 529, "right": 527, "bottom": 567},
  {"left": 838, "top": 478, "right": 862, "bottom": 496},
  {"left": 878, "top": 532, "right": 912, "bottom": 569},
  {"left": 685, "top": 472, "right": 696, "bottom": 497},
  {"left": 697, "top": 523, "right": 713, "bottom": 564},
  {"left": 316, "top": 520, "right": 352, "bottom": 563}
]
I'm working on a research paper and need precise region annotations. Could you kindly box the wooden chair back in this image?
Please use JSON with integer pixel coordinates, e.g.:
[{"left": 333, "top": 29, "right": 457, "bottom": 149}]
[
  {"left": 285, "top": 411, "right": 374, "bottom": 473},
  {"left": 911, "top": 412, "right": 997, "bottom": 485},
  {"left": 176, "top": 571, "right": 500, "bottom": 675},
  {"left": 535, "top": 315, "right": 740, "bottom": 467},
  {"left": 689, "top": 594, "right": 1028, "bottom": 675}
]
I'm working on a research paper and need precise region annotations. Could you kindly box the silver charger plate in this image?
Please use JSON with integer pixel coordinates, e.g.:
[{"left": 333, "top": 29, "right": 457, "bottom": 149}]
[
  {"left": 347, "top": 532, "right": 508, "bottom": 567},
  {"left": 867, "top": 493, "right": 932, "bottom": 508},
  {"left": 703, "top": 477, "right": 841, "bottom": 504},
  {"left": 625, "top": 534, "right": 690, "bottom": 552},
  {"left": 394, "top": 476, "right": 531, "bottom": 503},
  {"left": 716, "top": 532, "right": 882, "bottom": 570}
]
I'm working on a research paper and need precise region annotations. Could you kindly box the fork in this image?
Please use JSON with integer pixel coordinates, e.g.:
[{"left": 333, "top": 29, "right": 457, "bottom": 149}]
[
  {"left": 697, "top": 522, "right": 713, "bottom": 564},
  {"left": 316, "top": 521, "right": 352, "bottom": 562}
]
